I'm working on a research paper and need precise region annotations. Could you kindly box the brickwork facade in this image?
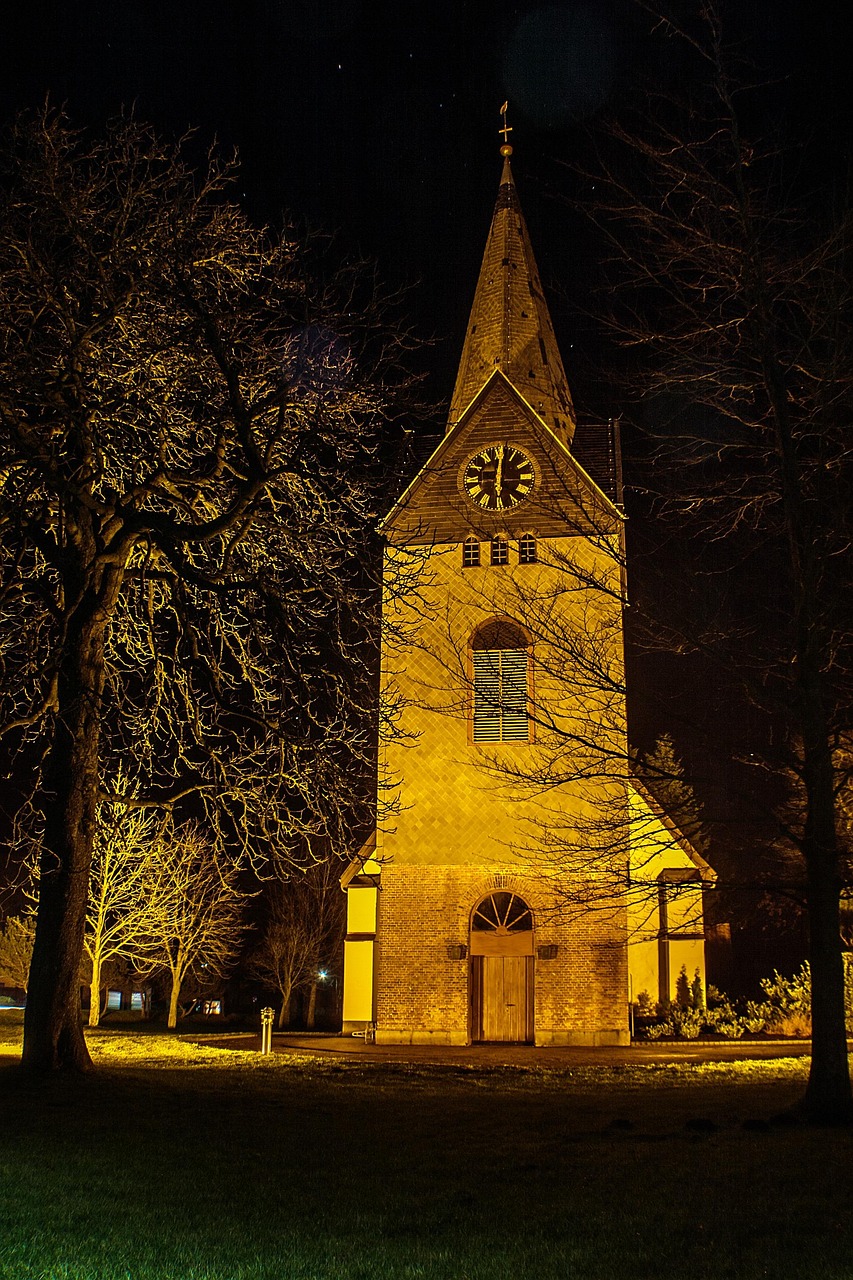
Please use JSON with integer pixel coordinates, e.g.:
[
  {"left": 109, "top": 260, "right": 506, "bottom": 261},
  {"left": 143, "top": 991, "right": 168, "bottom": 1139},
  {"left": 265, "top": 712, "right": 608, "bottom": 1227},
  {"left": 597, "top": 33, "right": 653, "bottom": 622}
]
[
  {"left": 374, "top": 863, "right": 629, "bottom": 1045},
  {"left": 341, "top": 153, "right": 709, "bottom": 1046}
]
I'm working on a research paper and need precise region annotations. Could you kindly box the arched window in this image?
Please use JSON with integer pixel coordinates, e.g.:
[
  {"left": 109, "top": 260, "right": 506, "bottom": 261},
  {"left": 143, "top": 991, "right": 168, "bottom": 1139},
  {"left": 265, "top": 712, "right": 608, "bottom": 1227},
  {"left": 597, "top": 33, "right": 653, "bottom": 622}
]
[
  {"left": 471, "top": 620, "right": 529, "bottom": 743},
  {"left": 462, "top": 536, "right": 480, "bottom": 568},
  {"left": 518, "top": 533, "right": 537, "bottom": 564},
  {"left": 471, "top": 891, "right": 533, "bottom": 933}
]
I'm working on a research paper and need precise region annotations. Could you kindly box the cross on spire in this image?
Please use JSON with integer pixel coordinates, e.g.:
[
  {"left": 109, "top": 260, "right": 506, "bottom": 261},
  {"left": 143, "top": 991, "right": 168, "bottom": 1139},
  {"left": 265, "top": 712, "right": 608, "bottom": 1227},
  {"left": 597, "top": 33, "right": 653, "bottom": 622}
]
[{"left": 499, "top": 101, "right": 513, "bottom": 154}]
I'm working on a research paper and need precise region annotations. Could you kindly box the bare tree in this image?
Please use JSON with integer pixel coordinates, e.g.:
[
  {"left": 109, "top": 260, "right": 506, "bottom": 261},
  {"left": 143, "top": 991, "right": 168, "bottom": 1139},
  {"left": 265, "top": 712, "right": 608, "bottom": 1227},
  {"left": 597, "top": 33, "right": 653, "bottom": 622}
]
[
  {"left": 574, "top": 4, "right": 853, "bottom": 1120},
  {"left": 248, "top": 859, "right": 345, "bottom": 1029},
  {"left": 0, "top": 915, "right": 35, "bottom": 993},
  {"left": 0, "top": 109, "right": 411, "bottom": 1069},
  {"left": 84, "top": 795, "right": 175, "bottom": 1027},
  {"left": 762, "top": 734, "right": 853, "bottom": 949},
  {"left": 145, "top": 826, "right": 243, "bottom": 1030},
  {"left": 301, "top": 859, "right": 346, "bottom": 1029},
  {"left": 248, "top": 884, "right": 314, "bottom": 1031}
]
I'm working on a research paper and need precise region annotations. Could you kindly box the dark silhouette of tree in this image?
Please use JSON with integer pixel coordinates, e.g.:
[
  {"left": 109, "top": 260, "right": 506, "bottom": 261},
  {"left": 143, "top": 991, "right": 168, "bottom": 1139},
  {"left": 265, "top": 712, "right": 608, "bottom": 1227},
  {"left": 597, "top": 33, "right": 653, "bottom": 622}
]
[
  {"left": 248, "top": 859, "right": 345, "bottom": 1030},
  {"left": 633, "top": 735, "right": 709, "bottom": 858},
  {"left": 580, "top": 4, "right": 853, "bottom": 1121},
  {"left": 0, "top": 109, "right": 412, "bottom": 1070}
]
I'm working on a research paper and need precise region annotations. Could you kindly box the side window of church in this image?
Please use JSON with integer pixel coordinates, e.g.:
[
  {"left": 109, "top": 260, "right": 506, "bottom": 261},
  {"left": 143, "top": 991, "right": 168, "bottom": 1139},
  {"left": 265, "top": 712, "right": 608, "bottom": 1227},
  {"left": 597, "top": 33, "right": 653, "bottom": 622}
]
[
  {"left": 518, "top": 533, "right": 537, "bottom": 564},
  {"left": 462, "top": 536, "right": 480, "bottom": 567},
  {"left": 471, "top": 620, "right": 529, "bottom": 743}
]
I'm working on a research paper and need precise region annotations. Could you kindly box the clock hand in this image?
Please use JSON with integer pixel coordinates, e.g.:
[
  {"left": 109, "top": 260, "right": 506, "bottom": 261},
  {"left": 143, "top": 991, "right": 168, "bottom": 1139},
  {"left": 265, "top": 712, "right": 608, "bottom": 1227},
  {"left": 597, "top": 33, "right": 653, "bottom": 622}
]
[{"left": 495, "top": 445, "right": 504, "bottom": 496}]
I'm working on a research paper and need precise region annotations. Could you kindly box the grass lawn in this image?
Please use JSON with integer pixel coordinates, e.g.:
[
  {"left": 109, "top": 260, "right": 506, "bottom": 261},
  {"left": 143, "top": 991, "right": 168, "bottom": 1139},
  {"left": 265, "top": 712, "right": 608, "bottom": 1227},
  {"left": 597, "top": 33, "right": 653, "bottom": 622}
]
[{"left": 1, "top": 1015, "right": 851, "bottom": 1279}]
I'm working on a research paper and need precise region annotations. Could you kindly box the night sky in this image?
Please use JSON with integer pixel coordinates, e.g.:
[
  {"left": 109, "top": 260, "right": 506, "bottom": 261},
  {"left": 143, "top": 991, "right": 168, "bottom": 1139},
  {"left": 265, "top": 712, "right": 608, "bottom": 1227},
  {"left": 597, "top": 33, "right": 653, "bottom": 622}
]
[
  {"left": 4, "top": 1, "right": 846, "bottom": 407},
  {"left": 1, "top": 1, "right": 849, "bottom": 940}
]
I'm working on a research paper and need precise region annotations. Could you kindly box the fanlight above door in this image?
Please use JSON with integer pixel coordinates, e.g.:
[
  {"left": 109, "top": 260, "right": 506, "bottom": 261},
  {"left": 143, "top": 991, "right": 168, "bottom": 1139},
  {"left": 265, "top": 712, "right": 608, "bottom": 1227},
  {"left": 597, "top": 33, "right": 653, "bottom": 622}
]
[{"left": 471, "top": 891, "right": 532, "bottom": 934}]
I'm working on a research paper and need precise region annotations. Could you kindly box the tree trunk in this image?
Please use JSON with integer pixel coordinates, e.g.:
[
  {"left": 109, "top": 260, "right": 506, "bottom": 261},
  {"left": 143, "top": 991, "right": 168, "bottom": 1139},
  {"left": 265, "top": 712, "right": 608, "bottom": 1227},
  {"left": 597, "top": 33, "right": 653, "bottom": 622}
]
[
  {"left": 758, "top": 341, "right": 853, "bottom": 1124},
  {"left": 277, "top": 981, "right": 292, "bottom": 1030},
  {"left": 306, "top": 980, "right": 318, "bottom": 1030},
  {"left": 167, "top": 972, "right": 181, "bottom": 1029},
  {"left": 801, "top": 721, "right": 853, "bottom": 1124},
  {"left": 88, "top": 953, "right": 103, "bottom": 1028},
  {"left": 805, "top": 865, "right": 852, "bottom": 1122},
  {"left": 22, "top": 604, "right": 110, "bottom": 1072}
]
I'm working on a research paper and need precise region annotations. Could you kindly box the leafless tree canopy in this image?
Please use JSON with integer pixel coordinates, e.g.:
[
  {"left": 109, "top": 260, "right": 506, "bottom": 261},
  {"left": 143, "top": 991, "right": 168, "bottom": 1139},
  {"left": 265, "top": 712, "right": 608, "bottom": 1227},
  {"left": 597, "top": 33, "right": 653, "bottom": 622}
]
[
  {"left": 574, "top": 4, "right": 853, "bottom": 1121},
  {"left": 0, "top": 109, "right": 413, "bottom": 1069},
  {"left": 0, "top": 914, "right": 34, "bottom": 993},
  {"left": 248, "top": 859, "right": 345, "bottom": 1029},
  {"left": 83, "top": 791, "right": 175, "bottom": 1027},
  {"left": 144, "top": 825, "right": 244, "bottom": 1030}
]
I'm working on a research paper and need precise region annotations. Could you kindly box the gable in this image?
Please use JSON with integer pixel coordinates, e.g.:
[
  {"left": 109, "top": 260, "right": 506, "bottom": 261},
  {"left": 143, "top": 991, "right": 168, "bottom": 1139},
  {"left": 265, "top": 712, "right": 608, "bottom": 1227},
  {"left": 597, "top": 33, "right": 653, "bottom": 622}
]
[
  {"left": 629, "top": 778, "right": 716, "bottom": 883},
  {"left": 383, "top": 372, "right": 623, "bottom": 546}
]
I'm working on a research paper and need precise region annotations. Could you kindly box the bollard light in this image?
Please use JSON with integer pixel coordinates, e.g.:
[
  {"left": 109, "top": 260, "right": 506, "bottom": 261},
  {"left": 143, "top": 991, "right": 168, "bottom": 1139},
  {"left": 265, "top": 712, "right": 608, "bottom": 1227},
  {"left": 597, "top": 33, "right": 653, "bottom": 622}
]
[{"left": 260, "top": 1006, "right": 275, "bottom": 1055}]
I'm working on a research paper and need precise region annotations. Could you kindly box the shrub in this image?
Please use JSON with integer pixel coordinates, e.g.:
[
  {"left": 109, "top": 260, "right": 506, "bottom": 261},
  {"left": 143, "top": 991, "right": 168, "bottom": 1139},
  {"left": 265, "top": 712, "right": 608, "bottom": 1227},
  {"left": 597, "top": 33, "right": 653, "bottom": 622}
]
[
  {"left": 675, "top": 965, "right": 691, "bottom": 1009},
  {"left": 702, "top": 987, "right": 744, "bottom": 1038},
  {"left": 644, "top": 1005, "right": 703, "bottom": 1040},
  {"left": 635, "top": 990, "right": 654, "bottom": 1016},
  {"left": 633, "top": 959, "right": 853, "bottom": 1039},
  {"left": 757, "top": 965, "right": 812, "bottom": 1035},
  {"left": 744, "top": 957, "right": 853, "bottom": 1037},
  {"left": 690, "top": 968, "right": 704, "bottom": 1010}
]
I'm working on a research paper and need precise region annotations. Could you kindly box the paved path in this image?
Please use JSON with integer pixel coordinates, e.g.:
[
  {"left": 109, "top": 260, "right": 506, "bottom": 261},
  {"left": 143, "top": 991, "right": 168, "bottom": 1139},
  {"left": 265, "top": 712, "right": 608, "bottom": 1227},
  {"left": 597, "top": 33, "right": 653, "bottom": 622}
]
[{"left": 194, "top": 1031, "right": 813, "bottom": 1067}]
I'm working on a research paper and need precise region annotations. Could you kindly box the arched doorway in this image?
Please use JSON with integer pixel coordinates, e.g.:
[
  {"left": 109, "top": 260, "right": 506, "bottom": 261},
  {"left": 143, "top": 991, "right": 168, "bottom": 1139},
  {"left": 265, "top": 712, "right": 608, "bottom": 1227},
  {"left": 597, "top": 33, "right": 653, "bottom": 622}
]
[{"left": 470, "top": 891, "right": 534, "bottom": 1043}]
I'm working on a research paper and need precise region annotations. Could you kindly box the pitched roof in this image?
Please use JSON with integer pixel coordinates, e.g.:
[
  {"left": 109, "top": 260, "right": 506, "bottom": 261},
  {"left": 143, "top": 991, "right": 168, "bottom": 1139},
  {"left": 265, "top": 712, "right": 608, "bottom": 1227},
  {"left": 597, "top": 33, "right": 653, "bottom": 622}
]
[
  {"left": 380, "top": 369, "right": 623, "bottom": 542},
  {"left": 447, "top": 153, "right": 576, "bottom": 444},
  {"left": 630, "top": 776, "right": 717, "bottom": 883}
]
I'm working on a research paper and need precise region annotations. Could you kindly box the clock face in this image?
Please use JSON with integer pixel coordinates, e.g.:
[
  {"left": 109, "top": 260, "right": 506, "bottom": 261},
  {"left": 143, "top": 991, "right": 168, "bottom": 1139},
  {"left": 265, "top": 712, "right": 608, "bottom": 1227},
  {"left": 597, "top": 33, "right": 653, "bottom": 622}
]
[{"left": 462, "top": 444, "right": 535, "bottom": 511}]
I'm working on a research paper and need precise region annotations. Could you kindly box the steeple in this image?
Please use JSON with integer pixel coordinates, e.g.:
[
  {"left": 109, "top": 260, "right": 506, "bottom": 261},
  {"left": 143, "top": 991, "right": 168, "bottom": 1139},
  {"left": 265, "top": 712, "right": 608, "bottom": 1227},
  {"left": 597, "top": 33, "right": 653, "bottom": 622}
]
[{"left": 447, "top": 144, "right": 576, "bottom": 444}]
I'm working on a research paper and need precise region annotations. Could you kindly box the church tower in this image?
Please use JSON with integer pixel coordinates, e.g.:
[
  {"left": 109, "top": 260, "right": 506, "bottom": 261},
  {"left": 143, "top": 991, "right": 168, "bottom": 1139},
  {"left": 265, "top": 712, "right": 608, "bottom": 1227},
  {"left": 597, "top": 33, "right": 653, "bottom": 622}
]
[{"left": 342, "top": 136, "right": 711, "bottom": 1046}]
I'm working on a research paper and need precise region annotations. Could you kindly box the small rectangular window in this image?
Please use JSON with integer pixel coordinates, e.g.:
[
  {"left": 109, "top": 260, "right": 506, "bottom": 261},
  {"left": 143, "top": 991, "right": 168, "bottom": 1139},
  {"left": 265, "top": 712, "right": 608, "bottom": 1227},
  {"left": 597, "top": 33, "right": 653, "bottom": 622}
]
[
  {"left": 491, "top": 537, "right": 509, "bottom": 566},
  {"left": 518, "top": 534, "right": 537, "bottom": 564},
  {"left": 462, "top": 538, "right": 480, "bottom": 567}
]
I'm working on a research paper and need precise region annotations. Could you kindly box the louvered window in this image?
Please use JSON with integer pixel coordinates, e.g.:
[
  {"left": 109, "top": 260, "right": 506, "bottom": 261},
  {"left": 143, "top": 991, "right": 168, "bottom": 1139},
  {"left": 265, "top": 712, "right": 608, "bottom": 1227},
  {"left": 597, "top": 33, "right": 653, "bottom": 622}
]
[{"left": 471, "top": 620, "right": 529, "bottom": 743}]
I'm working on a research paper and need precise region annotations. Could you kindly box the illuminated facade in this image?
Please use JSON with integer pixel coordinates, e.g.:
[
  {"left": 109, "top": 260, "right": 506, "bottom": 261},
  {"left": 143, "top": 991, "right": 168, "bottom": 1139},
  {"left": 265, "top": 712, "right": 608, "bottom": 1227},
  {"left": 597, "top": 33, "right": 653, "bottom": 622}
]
[{"left": 342, "top": 147, "right": 712, "bottom": 1045}]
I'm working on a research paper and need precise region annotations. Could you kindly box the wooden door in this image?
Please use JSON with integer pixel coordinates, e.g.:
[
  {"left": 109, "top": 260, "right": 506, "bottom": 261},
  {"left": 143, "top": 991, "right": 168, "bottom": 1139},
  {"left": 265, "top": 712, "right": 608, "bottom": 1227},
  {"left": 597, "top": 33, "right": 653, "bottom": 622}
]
[{"left": 473, "top": 955, "right": 533, "bottom": 1042}]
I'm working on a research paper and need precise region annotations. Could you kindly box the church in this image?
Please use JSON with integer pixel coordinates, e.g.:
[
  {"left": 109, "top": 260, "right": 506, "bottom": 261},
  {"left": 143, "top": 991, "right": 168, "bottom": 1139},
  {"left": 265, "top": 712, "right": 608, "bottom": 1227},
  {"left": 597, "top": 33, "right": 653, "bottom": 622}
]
[{"left": 341, "top": 138, "right": 713, "bottom": 1046}]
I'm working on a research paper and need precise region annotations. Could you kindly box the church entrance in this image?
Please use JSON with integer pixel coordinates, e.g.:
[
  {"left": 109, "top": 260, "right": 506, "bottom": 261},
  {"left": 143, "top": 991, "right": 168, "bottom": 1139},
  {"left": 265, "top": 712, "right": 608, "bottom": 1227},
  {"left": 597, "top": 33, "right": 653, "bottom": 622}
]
[{"left": 469, "top": 892, "right": 534, "bottom": 1043}]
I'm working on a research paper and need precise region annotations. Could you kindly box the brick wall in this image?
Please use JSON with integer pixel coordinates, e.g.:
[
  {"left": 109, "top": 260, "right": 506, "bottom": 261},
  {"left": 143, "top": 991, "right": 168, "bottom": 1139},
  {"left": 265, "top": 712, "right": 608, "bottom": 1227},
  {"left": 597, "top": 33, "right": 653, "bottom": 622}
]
[{"left": 374, "top": 863, "right": 629, "bottom": 1046}]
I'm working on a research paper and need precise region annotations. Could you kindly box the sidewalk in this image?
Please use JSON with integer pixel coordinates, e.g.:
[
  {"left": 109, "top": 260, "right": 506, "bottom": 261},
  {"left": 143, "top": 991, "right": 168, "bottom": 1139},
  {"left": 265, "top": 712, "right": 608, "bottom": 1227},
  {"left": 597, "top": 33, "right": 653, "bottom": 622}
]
[{"left": 194, "top": 1031, "right": 814, "bottom": 1067}]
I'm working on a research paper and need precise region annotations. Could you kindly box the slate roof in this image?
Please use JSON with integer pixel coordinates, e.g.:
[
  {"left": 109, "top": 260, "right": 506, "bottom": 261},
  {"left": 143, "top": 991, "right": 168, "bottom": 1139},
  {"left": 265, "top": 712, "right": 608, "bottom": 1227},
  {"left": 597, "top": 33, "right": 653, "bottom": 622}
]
[
  {"left": 571, "top": 420, "right": 624, "bottom": 508},
  {"left": 385, "top": 153, "right": 624, "bottom": 525},
  {"left": 382, "top": 371, "right": 623, "bottom": 545},
  {"left": 447, "top": 154, "right": 576, "bottom": 444}
]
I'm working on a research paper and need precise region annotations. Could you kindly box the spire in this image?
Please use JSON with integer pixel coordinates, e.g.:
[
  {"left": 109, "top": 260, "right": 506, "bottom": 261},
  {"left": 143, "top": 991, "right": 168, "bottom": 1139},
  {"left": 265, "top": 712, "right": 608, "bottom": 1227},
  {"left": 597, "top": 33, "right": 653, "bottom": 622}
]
[{"left": 447, "top": 136, "right": 576, "bottom": 443}]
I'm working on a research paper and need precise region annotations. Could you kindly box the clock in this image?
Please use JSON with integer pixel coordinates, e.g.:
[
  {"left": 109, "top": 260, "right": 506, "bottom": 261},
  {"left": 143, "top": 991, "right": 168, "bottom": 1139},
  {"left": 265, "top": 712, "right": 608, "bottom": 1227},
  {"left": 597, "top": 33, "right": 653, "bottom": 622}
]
[{"left": 462, "top": 444, "right": 535, "bottom": 511}]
